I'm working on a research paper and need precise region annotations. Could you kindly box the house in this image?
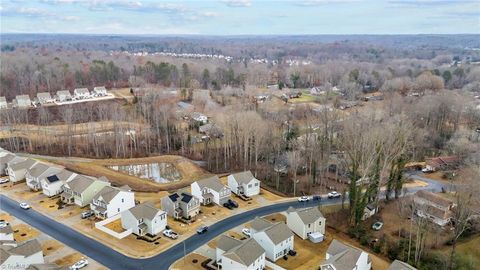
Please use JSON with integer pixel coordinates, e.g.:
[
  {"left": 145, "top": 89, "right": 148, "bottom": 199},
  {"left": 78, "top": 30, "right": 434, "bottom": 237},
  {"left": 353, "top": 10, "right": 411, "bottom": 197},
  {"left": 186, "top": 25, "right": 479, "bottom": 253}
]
[
  {"left": 216, "top": 235, "right": 266, "bottom": 270},
  {"left": 15, "top": 95, "right": 32, "bottom": 108},
  {"left": 121, "top": 202, "right": 167, "bottom": 236},
  {"left": 362, "top": 203, "right": 378, "bottom": 221},
  {"left": 0, "top": 153, "right": 20, "bottom": 176},
  {"left": 0, "top": 97, "right": 7, "bottom": 109},
  {"left": 0, "top": 225, "right": 14, "bottom": 242},
  {"left": 0, "top": 239, "right": 44, "bottom": 269},
  {"left": 7, "top": 159, "right": 38, "bottom": 183},
  {"left": 61, "top": 175, "right": 111, "bottom": 207},
  {"left": 191, "top": 112, "right": 208, "bottom": 124},
  {"left": 161, "top": 192, "right": 200, "bottom": 220},
  {"left": 198, "top": 123, "right": 223, "bottom": 138},
  {"left": 36, "top": 92, "right": 53, "bottom": 104},
  {"left": 250, "top": 217, "right": 294, "bottom": 262},
  {"left": 73, "top": 88, "right": 90, "bottom": 99},
  {"left": 228, "top": 171, "right": 261, "bottom": 197},
  {"left": 388, "top": 260, "right": 417, "bottom": 270},
  {"left": 41, "top": 169, "right": 76, "bottom": 197},
  {"left": 56, "top": 90, "right": 72, "bottom": 102},
  {"left": 413, "top": 190, "right": 455, "bottom": 226},
  {"left": 26, "top": 163, "right": 62, "bottom": 191},
  {"left": 26, "top": 263, "right": 64, "bottom": 270},
  {"left": 93, "top": 86, "right": 107, "bottom": 96},
  {"left": 319, "top": 239, "right": 372, "bottom": 270},
  {"left": 191, "top": 176, "right": 231, "bottom": 205},
  {"left": 90, "top": 185, "right": 135, "bottom": 219},
  {"left": 425, "top": 156, "right": 459, "bottom": 172},
  {"left": 286, "top": 206, "right": 325, "bottom": 241}
]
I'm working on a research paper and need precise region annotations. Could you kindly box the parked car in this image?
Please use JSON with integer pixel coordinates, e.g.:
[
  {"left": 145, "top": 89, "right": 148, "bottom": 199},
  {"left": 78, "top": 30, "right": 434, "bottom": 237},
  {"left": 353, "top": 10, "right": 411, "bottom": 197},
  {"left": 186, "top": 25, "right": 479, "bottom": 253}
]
[
  {"left": 298, "top": 196, "right": 310, "bottom": 202},
  {"left": 0, "top": 220, "right": 9, "bottom": 227},
  {"left": 372, "top": 221, "right": 384, "bottom": 231},
  {"left": 242, "top": 228, "right": 251, "bottom": 237},
  {"left": 327, "top": 191, "right": 341, "bottom": 199},
  {"left": 70, "top": 259, "right": 88, "bottom": 270},
  {"left": 81, "top": 210, "right": 94, "bottom": 219},
  {"left": 0, "top": 178, "right": 9, "bottom": 184},
  {"left": 19, "top": 203, "right": 31, "bottom": 210},
  {"left": 223, "top": 202, "right": 234, "bottom": 210},
  {"left": 197, "top": 225, "right": 208, "bottom": 234},
  {"left": 163, "top": 229, "right": 178, "bottom": 239},
  {"left": 421, "top": 167, "right": 433, "bottom": 173},
  {"left": 312, "top": 195, "right": 321, "bottom": 201},
  {"left": 228, "top": 199, "right": 239, "bottom": 208},
  {"left": 288, "top": 250, "right": 297, "bottom": 256}
]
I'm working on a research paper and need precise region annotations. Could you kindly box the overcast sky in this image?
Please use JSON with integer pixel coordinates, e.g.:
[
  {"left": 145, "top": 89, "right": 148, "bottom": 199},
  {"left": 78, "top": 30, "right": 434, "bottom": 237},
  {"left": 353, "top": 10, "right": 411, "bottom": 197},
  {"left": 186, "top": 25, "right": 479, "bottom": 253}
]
[{"left": 1, "top": 0, "right": 479, "bottom": 35}]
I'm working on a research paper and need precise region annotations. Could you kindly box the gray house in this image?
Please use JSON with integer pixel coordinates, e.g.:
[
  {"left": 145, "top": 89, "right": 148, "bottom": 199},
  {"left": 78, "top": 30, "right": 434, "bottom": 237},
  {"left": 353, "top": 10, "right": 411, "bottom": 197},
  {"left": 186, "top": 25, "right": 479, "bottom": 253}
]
[
  {"left": 161, "top": 192, "right": 200, "bottom": 220},
  {"left": 191, "top": 176, "right": 231, "bottom": 206},
  {"left": 7, "top": 158, "right": 38, "bottom": 183},
  {"left": 93, "top": 86, "right": 107, "bottom": 96},
  {"left": 74, "top": 88, "right": 90, "bottom": 99},
  {"left": 0, "top": 153, "right": 20, "bottom": 176},
  {"left": 15, "top": 95, "right": 32, "bottom": 108},
  {"left": 56, "top": 90, "right": 72, "bottom": 102},
  {"left": 0, "top": 97, "right": 7, "bottom": 109},
  {"left": 121, "top": 202, "right": 167, "bottom": 236}
]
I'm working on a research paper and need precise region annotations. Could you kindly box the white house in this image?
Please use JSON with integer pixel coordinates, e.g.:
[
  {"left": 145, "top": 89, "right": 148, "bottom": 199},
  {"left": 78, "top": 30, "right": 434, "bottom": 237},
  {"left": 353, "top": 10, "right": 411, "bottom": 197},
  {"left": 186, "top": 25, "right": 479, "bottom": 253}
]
[
  {"left": 41, "top": 169, "right": 77, "bottom": 197},
  {"left": 93, "top": 86, "right": 107, "bottom": 96},
  {"left": 0, "top": 239, "right": 44, "bottom": 269},
  {"left": 7, "top": 159, "right": 38, "bottom": 183},
  {"left": 319, "top": 239, "right": 372, "bottom": 270},
  {"left": 0, "top": 97, "right": 7, "bottom": 109},
  {"left": 14, "top": 95, "right": 32, "bottom": 108},
  {"left": 90, "top": 185, "right": 135, "bottom": 219},
  {"left": 73, "top": 88, "right": 90, "bottom": 99},
  {"left": 191, "top": 176, "right": 231, "bottom": 205},
  {"left": 36, "top": 92, "right": 53, "bottom": 104},
  {"left": 286, "top": 206, "right": 325, "bottom": 241},
  {"left": 0, "top": 225, "right": 14, "bottom": 242},
  {"left": 26, "top": 163, "right": 62, "bottom": 191},
  {"left": 362, "top": 203, "right": 378, "bottom": 221},
  {"left": 191, "top": 112, "right": 208, "bottom": 124},
  {"left": 0, "top": 153, "right": 20, "bottom": 176},
  {"left": 56, "top": 90, "right": 72, "bottom": 102},
  {"left": 121, "top": 202, "right": 167, "bottom": 236},
  {"left": 227, "top": 171, "right": 261, "bottom": 197},
  {"left": 216, "top": 235, "right": 266, "bottom": 270},
  {"left": 250, "top": 217, "right": 294, "bottom": 262},
  {"left": 161, "top": 192, "right": 200, "bottom": 220}
]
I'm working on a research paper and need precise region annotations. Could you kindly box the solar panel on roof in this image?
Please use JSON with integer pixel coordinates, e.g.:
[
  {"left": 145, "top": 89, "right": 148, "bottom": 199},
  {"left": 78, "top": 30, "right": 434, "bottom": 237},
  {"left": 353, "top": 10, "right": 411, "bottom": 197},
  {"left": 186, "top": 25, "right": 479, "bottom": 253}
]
[
  {"left": 47, "top": 175, "right": 60, "bottom": 183},
  {"left": 169, "top": 193, "right": 180, "bottom": 202},
  {"left": 181, "top": 193, "right": 192, "bottom": 203}
]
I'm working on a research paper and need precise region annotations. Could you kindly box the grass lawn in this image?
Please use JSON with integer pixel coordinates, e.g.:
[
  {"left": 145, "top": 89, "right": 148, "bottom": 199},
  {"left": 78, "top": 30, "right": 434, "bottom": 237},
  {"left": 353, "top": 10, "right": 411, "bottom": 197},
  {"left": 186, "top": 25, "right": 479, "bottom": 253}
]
[
  {"left": 452, "top": 235, "right": 480, "bottom": 265},
  {"left": 288, "top": 93, "right": 318, "bottom": 103}
]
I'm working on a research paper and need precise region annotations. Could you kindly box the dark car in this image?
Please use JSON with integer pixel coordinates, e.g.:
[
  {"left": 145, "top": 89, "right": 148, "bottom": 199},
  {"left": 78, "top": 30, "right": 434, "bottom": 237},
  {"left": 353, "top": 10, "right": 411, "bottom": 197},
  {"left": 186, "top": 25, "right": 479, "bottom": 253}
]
[
  {"left": 228, "top": 199, "right": 239, "bottom": 208},
  {"left": 288, "top": 250, "right": 297, "bottom": 256},
  {"left": 312, "top": 195, "right": 321, "bottom": 201},
  {"left": 196, "top": 225, "right": 208, "bottom": 234},
  {"left": 223, "top": 203, "right": 233, "bottom": 210}
]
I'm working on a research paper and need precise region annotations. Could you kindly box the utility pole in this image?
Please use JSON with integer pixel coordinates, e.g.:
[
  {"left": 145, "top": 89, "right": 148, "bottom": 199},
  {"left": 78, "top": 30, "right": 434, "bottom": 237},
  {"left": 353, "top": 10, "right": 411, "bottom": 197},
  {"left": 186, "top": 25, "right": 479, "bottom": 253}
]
[{"left": 293, "top": 180, "right": 299, "bottom": 197}]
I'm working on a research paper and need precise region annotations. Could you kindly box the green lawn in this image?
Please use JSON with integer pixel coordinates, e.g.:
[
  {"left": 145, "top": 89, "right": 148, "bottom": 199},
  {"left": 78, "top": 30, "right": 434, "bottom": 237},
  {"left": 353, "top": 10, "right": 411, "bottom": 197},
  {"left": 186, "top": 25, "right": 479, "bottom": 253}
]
[
  {"left": 289, "top": 93, "right": 318, "bottom": 103},
  {"left": 455, "top": 235, "right": 480, "bottom": 265}
]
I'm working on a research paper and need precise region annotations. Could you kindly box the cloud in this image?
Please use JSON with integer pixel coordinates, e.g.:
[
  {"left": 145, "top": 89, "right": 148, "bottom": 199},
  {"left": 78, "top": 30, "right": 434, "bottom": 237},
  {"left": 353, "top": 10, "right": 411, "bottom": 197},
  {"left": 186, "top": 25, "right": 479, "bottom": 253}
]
[
  {"left": 388, "top": 0, "right": 477, "bottom": 7},
  {"left": 294, "top": 0, "right": 359, "bottom": 6},
  {"left": 222, "top": 0, "right": 252, "bottom": 7},
  {"left": 201, "top": 11, "right": 219, "bottom": 17},
  {"left": 2, "top": 6, "right": 53, "bottom": 17}
]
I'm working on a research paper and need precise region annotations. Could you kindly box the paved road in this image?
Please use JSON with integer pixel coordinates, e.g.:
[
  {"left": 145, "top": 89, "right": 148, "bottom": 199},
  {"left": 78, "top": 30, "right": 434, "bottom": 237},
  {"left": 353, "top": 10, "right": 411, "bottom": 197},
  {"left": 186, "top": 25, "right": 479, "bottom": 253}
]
[{"left": 0, "top": 172, "right": 448, "bottom": 270}]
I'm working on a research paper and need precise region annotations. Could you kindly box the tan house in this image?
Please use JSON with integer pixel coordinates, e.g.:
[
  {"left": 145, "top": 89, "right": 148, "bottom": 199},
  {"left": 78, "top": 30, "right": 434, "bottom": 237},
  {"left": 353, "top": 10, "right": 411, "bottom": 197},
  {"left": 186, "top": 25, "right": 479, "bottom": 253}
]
[
  {"left": 215, "top": 235, "right": 266, "bottom": 270},
  {"left": 61, "top": 175, "right": 111, "bottom": 207},
  {"left": 413, "top": 190, "right": 455, "bottom": 226}
]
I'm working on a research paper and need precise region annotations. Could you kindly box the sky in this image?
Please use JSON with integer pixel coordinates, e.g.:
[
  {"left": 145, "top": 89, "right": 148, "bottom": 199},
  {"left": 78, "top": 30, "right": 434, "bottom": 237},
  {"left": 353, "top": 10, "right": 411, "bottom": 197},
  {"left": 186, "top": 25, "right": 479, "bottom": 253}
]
[{"left": 0, "top": 0, "right": 479, "bottom": 35}]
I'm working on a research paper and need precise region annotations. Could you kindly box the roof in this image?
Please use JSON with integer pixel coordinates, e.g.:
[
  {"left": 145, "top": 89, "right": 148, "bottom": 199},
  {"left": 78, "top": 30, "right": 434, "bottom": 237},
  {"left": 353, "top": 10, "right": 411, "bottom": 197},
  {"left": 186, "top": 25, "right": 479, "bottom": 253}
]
[
  {"left": 194, "top": 176, "right": 226, "bottom": 192},
  {"left": 37, "top": 92, "right": 52, "bottom": 99},
  {"left": 74, "top": 88, "right": 89, "bottom": 94},
  {"left": 388, "top": 260, "right": 417, "bottom": 270},
  {"left": 57, "top": 90, "right": 71, "bottom": 96},
  {"left": 26, "top": 263, "right": 64, "bottom": 270},
  {"left": 16, "top": 95, "right": 31, "bottom": 101},
  {"left": 0, "top": 153, "right": 16, "bottom": 164},
  {"left": 27, "top": 163, "right": 51, "bottom": 178},
  {"left": 94, "top": 186, "right": 126, "bottom": 203},
  {"left": 9, "top": 239, "right": 42, "bottom": 257},
  {"left": 46, "top": 175, "right": 60, "bottom": 184},
  {"left": 222, "top": 238, "right": 265, "bottom": 266},
  {"left": 127, "top": 202, "right": 163, "bottom": 220},
  {"left": 10, "top": 159, "right": 37, "bottom": 171},
  {"left": 94, "top": 86, "right": 107, "bottom": 92},
  {"left": 217, "top": 235, "right": 243, "bottom": 251},
  {"left": 0, "top": 96, "right": 6, "bottom": 103},
  {"left": 65, "top": 175, "right": 96, "bottom": 193},
  {"left": 0, "top": 224, "right": 13, "bottom": 234},
  {"left": 322, "top": 239, "right": 364, "bottom": 270},
  {"left": 54, "top": 169, "right": 76, "bottom": 182},
  {"left": 414, "top": 190, "right": 453, "bottom": 208},
  {"left": 230, "top": 171, "right": 258, "bottom": 185},
  {"left": 287, "top": 206, "right": 324, "bottom": 225},
  {"left": 181, "top": 193, "right": 194, "bottom": 203},
  {"left": 263, "top": 222, "right": 294, "bottom": 245},
  {"left": 426, "top": 156, "right": 458, "bottom": 168},
  {"left": 251, "top": 217, "right": 274, "bottom": 232}
]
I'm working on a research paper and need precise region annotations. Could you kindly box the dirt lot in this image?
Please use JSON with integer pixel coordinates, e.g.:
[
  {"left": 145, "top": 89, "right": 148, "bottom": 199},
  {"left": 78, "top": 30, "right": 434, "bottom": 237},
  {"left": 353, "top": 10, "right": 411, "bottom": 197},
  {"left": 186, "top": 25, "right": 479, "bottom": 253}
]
[
  {"left": 42, "top": 240, "right": 65, "bottom": 256},
  {"left": 170, "top": 253, "right": 210, "bottom": 270},
  {"left": 48, "top": 155, "right": 209, "bottom": 192},
  {"left": 54, "top": 253, "right": 86, "bottom": 267},
  {"left": 13, "top": 224, "right": 40, "bottom": 242}
]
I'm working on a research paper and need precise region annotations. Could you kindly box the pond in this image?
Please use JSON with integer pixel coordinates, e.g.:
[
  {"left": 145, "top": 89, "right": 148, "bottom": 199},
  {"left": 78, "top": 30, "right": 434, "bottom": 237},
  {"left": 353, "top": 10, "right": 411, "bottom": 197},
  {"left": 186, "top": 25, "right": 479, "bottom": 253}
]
[{"left": 108, "top": 163, "right": 181, "bottom": 183}]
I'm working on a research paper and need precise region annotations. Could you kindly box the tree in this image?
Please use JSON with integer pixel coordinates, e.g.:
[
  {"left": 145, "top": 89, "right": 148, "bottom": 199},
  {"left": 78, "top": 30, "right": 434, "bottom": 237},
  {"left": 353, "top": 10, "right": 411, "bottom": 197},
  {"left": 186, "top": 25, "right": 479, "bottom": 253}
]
[
  {"left": 290, "top": 72, "right": 300, "bottom": 88},
  {"left": 201, "top": 68, "right": 210, "bottom": 89}
]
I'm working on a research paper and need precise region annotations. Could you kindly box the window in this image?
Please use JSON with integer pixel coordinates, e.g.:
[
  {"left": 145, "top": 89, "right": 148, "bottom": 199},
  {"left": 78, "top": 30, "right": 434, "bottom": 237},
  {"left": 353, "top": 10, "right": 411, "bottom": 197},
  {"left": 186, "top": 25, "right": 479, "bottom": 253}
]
[
  {"left": 248, "top": 184, "right": 252, "bottom": 188},
  {"left": 319, "top": 221, "right": 322, "bottom": 225},
  {"left": 308, "top": 224, "right": 311, "bottom": 228},
  {"left": 122, "top": 198, "right": 124, "bottom": 203},
  {"left": 117, "top": 208, "right": 120, "bottom": 212},
  {"left": 255, "top": 183, "right": 259, "bottom": 187}
]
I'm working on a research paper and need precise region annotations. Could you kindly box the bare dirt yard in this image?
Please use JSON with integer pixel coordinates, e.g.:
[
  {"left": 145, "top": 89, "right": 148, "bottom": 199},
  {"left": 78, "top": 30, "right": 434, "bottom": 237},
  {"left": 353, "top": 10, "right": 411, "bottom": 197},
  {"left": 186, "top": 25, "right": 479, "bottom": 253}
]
[{"left": 170, "top": 253, "right": 210, "bottom": 270}]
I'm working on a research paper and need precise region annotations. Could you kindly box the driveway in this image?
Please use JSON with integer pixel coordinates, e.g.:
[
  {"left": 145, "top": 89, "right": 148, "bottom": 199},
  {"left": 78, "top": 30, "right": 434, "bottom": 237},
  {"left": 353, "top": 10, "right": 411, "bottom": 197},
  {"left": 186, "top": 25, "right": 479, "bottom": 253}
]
[{"left": 0, "top": 173, "right": 449, "bottom": 270}]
